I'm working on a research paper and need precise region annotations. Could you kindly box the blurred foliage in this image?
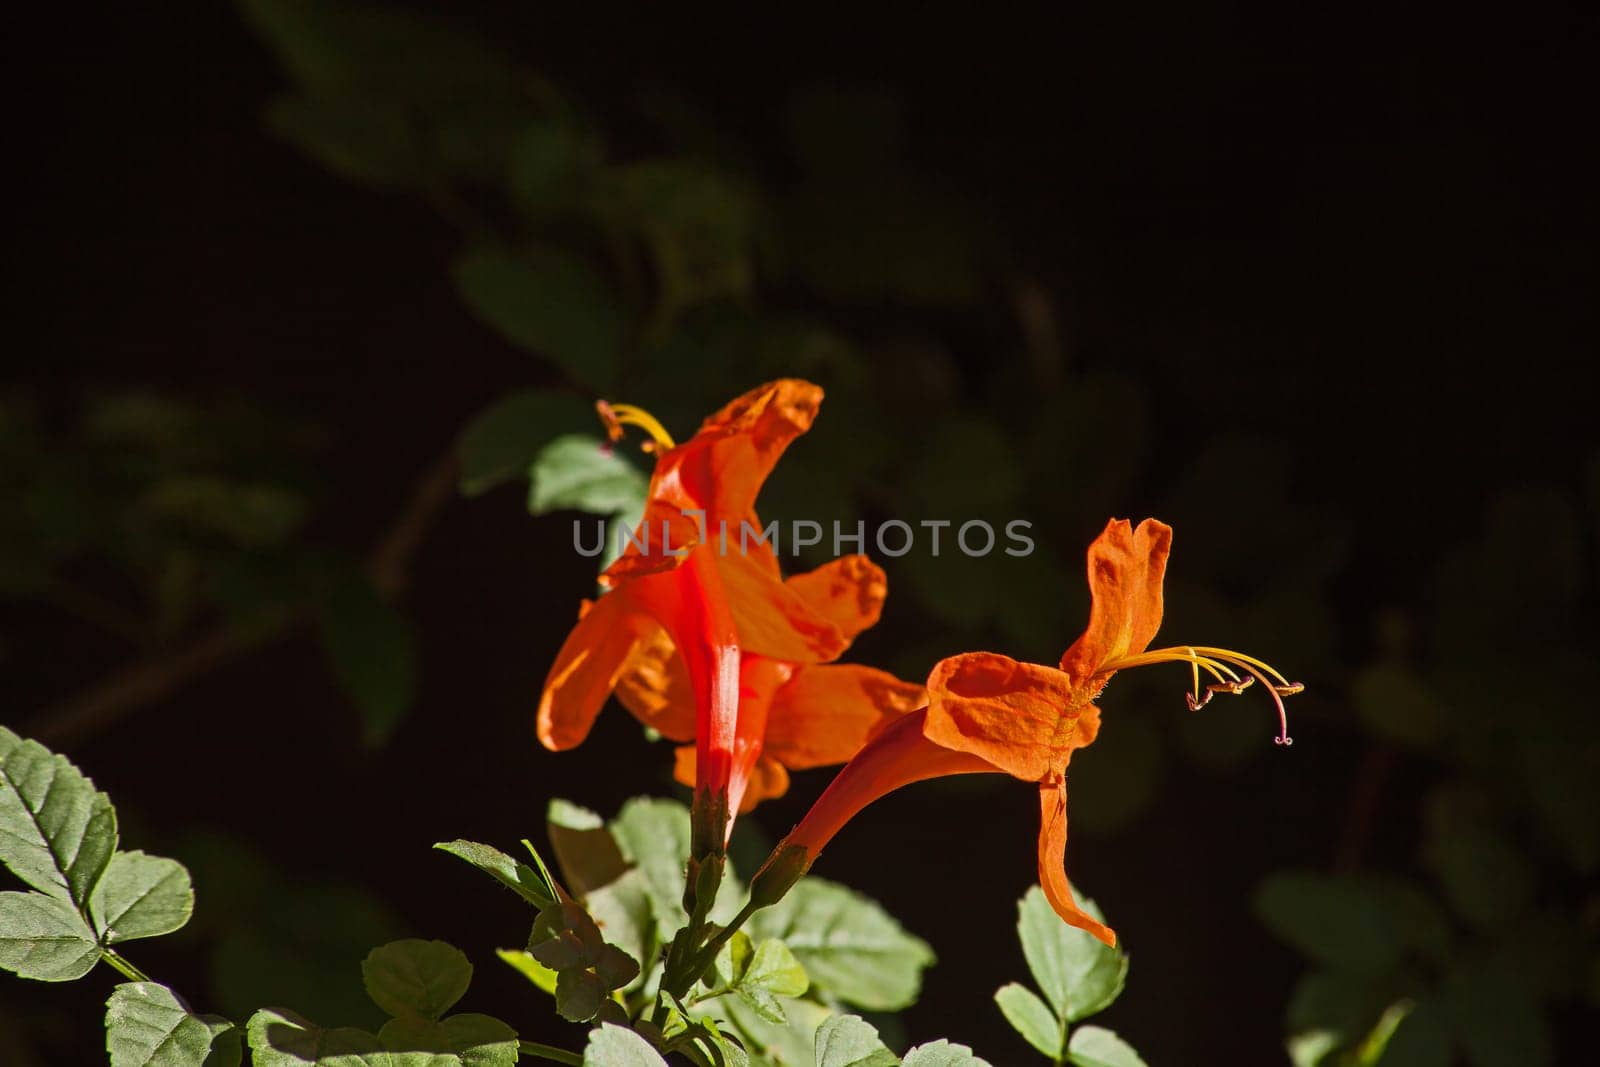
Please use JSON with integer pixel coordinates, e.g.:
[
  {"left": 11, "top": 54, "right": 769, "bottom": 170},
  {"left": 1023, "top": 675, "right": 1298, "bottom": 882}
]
[
  {"left": 0, "top": 1, "right": 1591, "bottom": 1063},
  {"left": 1256, "top": 482, "right": 1599, "bottom": 1066}
]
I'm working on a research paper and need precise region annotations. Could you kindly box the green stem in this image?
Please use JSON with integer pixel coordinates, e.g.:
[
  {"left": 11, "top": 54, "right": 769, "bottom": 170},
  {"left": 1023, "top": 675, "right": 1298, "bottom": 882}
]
[
  {"left": 518, "top": 1041, "right": 582, "bottom": 1065},
  {"left": 662, "top": 899, "right": 761, "bottom": 1000},
  {"left": 100, "top": 948, "right": 153, "bottom": 984}
]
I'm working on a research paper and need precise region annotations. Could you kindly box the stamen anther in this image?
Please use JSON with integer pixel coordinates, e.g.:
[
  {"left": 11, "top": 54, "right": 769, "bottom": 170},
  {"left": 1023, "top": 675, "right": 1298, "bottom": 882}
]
[{"left": 597, "top": 400, "right": 677, "bottom": 452}]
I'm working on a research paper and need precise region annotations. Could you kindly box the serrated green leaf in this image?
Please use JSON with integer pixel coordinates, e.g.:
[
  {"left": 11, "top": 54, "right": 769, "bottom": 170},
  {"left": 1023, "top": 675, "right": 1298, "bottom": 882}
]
[
  {"left": 582, "top": 1023, "right": 668, "bottom": 1066},
  {"left": 496, "top": 948, "right": 558, "bottom": 994},
  {"left": 901, "top": 1039, "right": 991, "bottom": 1066},
  {"left": 747, "top": 877, "right": 933, "bottom": 1012},
  {"left": 453, "top": 248, "right": 621, "bottom": 391},
  {"left": 90, "top": 851, "right": 193, "bottom": 944},
  {"left": 584, "top": 869, "right": 654, "bottom": 989},
  {"left": 457, "top": 390, "right": 595, "bottom": 497},
  {"left": 378, "top": 1012, "right": 519, "bottom": 1066},
  {"left": 721, "top": 934, "right": 796, "bottom": 1024},
  {"left": 745, "top": 938, "right": 807, "bottom": 998},
  {"left": 708, "top": 992, "right": 829, "bottom": 1066},
  {"left": 813, "top": 1014, "right": 898, "bottom": 1067},
  {"left": 0, "top": 726, "right": 118, "bottom": 906},
  {"left": 1017, "top": 885, "right": 1126, "bottom": 1021},
  {"left": 607, "top": 798, "right": 693, "bottom": 934},
  {"left": 993, "top": 982, "right": 1060, "bottom": 1058},
  {"left": 716, "top": 930, "right": 756, "bottom": 986},
  {"left": 245, "top": 1008, "right": 386, "bottom": 1066},
  {"left": 547, "top": 798, "right": 629, "bottom": 896},
  {"left": 105, "top": 982, "right": 239, "bottom": 1067},
  {"left": 433, "top": 840, "right": 556, "bottom": 908},
  {"left": 529, "top": 435, "right": 649, "bottom": 517},
  {"left": 362, "top": 939, "right": 472, "bottom": 1020},
  {"left": 1065, "top": 1026, "right": 1146, "bottom": 1067},
  {"left": 0, "top": 888, "right": 101, "bottom": 980},
  {"left": 555, "top": 967, "right": 605, "bottom": 1022}
]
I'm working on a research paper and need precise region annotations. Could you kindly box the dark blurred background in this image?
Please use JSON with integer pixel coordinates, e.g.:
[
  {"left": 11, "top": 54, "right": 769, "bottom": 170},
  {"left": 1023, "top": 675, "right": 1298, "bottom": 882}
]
[{"left": 3, "top": 4, "right": 1595, "bottom": 1064}]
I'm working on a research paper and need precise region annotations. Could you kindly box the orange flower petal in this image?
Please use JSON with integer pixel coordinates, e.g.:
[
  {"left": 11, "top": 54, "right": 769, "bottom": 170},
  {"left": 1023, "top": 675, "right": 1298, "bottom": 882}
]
[
  {"left": 1059, "top": 518, "right": 1172, "bottom": 679},
  {"left": 622, "top": 545, "right": 740, "bottom": 819},
  {"left": 923, "top": 652, "right": 1102, "bottom": 781},
  {"left": 785, "top": 708, "right": 1002, "bottom": 857},
  {"left": 537, "top": 589, "right": 648, "bottom": 751},
  {"left": 765, "top": 664, "right": 925, "bottom": 770},
  {"left": 726, "top": 656, "right": 790, "bottom": 818},
  {"left": 783, "top": 555, "right": 888, "bottom": 644},
  {"left": 1037, "top": 777, "right": 1116, "bottom": 946},
  {"left": 612, "top": 623, "right": 697, "bottom": 742},
  {"left": 605, "top": 380, "right": 822, "bottom": 583},
  {"left": 718, "top": 549, "right": 849, "bottom": 664}
]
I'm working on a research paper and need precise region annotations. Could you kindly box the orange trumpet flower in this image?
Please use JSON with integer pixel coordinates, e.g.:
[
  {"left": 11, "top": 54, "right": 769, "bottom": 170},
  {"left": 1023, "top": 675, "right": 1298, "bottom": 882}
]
[
  {"left": 752, "top": 518, "right": 1302, "bottom": 946},
  {"left": 615, "top": 553, "right": 926, "bottom": 817},
  {"left": 538, "top": 380, "right": 859, "bottom": 850}
]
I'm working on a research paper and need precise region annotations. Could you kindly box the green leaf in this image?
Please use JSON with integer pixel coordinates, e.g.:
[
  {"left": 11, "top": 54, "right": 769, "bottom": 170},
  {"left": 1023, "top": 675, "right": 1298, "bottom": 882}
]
[
  {"left": 606, "top": 798, "right": 693, "bottom": 933},
  {"left": 1017, "top": 885, "right": 1126, "bottom": 1022},
  {"left": 1353, "top": 1000, "right": 1416, "bottom": 1066},
  {"left": 747, "top": 877, "right": 934, "bottom": 1012},
  {"left": 555, "top": 967, "right": 605, "bottom": 1023},
  {"left": 528, "top": 435, "right": 649, "bottom": 517},
  {"left": 315, "top": 570, "right": 416, "bottom": 745},
  {"left": 582, "top": 1023, "right": 668, "bottom": 1066},
  {"left": 362, "top": 939, "right": 473, "bottom": 1020},
  {"left": 902, "top": 1040, "right": 992, "bottom": 1066},
  {"left": 744, "top": 938, "right": 808, "bottom": 998},
  {"left": 813, "top": 1014, "right": 899, "bottom": 1067},
  {"left": 105, "top": 982, "right": 239, "bottom": 1067},
  {"left": 496, "top": 948, "right": 558, "bottom": 994},
  {"left": 244, "top": 1008, "right": 387, "bottom": 1066},
  {"left": 433, "top": 839, "right": 557, "bottom": 908},
  {"left": 0, "top": 889, "right": 101, "bottom": 980},
  {"left": 1255, "top": 873, "right": 1435, "bottom": 975},
  {"left": 721, "top": 935, "right": 809, "bottom": 1024},
  {"left": 378, "top": 1013, "right": 519, "bottom": 1066},
  {"left": 453, "top": 248, "right": 622, "bottom": 392},
  {"left": 0, "top": 725, "right": 118, "bottom": 905},
  {"left": 1371, "top": 997, "right": 1451, "bottom": 1067},
  {"left": 1284, "top": 970, "right": 1390, "bottom": 1065},
  {"left": 583, "top": 870, "right": 655, "bottom": 988},
  {"left": 90, "top": 851, "right": 193, "bottom": 944},
  {"left": 457, "top": 389, "right": 595, "bottom": 497},
  {"left": 708, "top": 993, "right": 827, "bottom": 1066},
  {"left": 993, "top": 982, "right": 1061, "bottom": 1059},
  {"left": 547, "top": 798, "right": 629, "bottom": 897},
  {"left": 1064, "top": 1026, "right": 1147, "bottom": 1067}
]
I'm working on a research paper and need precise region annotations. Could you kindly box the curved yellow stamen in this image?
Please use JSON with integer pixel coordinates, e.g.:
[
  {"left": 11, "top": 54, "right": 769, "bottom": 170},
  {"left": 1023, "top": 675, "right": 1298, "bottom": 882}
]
[
  {"left": 596, "top": 401, "right": 677, "bottom": 452},
  {"left": 1098, "top": 644, "right": 1302, "bottom": 746}
]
